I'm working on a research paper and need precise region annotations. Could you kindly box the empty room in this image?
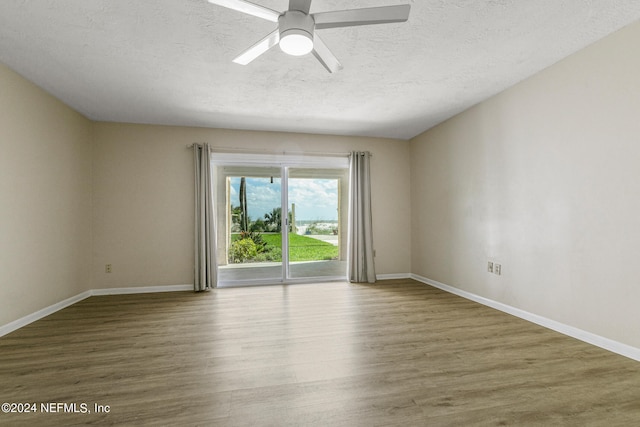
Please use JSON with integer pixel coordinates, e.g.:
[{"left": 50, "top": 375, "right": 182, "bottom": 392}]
[{"left": 1, "top": 1, "right": 640, "bottom": 425}]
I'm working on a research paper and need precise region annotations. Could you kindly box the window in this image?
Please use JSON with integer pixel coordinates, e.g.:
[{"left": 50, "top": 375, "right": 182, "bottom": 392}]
[{"left": 212, "top": 153, "right": 349, "bottom": 286}]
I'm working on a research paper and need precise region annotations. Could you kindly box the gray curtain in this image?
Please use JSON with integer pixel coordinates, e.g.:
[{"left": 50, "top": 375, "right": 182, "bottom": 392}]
[
  {"left": 193, "top": 143, "right": 217, "bottom": 291},
  {"left": 348, "top": 151, "right": 376, "bottom": 283}
]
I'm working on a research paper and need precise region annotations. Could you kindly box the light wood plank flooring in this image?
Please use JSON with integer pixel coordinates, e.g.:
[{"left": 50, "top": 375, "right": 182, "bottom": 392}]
[{"left": 1, "top": 279, "right": 639, "bottom": 426}]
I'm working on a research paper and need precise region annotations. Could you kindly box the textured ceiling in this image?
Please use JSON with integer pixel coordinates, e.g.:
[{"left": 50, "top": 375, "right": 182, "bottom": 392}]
[{"left": 1, "top": 1, "right": 640, "bottom": 140}]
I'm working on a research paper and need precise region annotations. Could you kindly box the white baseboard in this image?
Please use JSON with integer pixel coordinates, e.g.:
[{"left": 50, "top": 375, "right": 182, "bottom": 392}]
[
  {"left": 0, "top": 284, "right": 194, "bottom": 338},
  {"left": 411, "top": 274, "right": 640, "bottom": 362},
  {"left": 0, "top": 290, "right": 93, "bottom": 338}
]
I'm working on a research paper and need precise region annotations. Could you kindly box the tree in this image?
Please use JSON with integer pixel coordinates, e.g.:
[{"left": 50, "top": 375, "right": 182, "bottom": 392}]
[
  {"left": 264, "top": 207, "right": 282, "bottom": 232},
  {"left": 239, "top": 177, "right": 249, "bottom": 232},
  {"left": 251, "top": 218, "right": 266, "bottom": 232}
]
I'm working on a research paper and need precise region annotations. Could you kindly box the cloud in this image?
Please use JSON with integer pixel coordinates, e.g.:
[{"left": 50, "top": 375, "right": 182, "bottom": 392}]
[
  {"left": 289, "top": 178, "right": 338, "bottom": 220},
  {"left": 228, "top": 177, "right": 339, "bottom": 221},
  {"left": 229, "top": 177, "right": 280, "bottom": 220}
]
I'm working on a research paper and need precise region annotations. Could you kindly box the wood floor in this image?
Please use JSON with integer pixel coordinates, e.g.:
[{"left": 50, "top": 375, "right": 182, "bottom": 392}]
[{"left": 1, "top": 279, "right": 640, "bottom": 426}]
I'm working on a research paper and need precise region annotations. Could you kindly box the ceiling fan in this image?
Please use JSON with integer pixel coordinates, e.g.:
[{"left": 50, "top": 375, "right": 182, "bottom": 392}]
[{"left": 207, "top": 0, "right": 411, "bottom": 73}]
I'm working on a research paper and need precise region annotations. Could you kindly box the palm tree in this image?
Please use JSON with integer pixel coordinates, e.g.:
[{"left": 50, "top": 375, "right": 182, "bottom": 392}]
[
  {"left": 239, "top": 177, "right": 248, "bottom": 232},
  {"left": 264, "top": 207, "right": 282, "bottom": 232}
]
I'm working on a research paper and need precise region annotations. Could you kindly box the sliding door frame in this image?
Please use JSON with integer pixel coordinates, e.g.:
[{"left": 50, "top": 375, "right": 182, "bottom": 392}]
[
  {"left": 212, "top": 153, "right": 349, "bottom": 287},
  {"left": 281, "top": 165, "right": 290, "bottom": 281}
]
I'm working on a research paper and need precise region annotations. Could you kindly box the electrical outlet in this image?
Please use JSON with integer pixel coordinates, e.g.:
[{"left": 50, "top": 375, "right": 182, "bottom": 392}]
[
  {"left": 495, "top": 264, "right": 502, "bottom": 275},
  {"left": 487, "top": 261, "right": 494, "bottom": 273},
  {"left": 105, "top": 264, "right": 112, "bottom": 273}
]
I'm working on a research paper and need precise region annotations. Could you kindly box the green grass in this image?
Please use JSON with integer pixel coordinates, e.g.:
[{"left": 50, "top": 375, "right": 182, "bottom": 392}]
[{"left": 231, "top": 233, "right": 338, "bottom": 262}]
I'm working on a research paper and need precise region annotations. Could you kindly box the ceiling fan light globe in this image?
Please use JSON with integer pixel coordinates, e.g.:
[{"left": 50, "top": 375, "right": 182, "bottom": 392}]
[{"left": 279, "top": 30, "right": 314, "bottom": 56}]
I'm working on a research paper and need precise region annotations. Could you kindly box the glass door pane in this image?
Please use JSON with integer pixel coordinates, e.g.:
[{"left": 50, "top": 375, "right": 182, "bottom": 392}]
[
  {"left": 287, "top": 168, "right": 348, "bottom": 280},
  {"left": 217, "top": 166, "right": 283, "bottom": 285}
]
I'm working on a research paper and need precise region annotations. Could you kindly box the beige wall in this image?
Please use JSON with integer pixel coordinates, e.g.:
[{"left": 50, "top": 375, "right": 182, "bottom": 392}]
[
  {"left": 0, "top": 63, "right": 92, "bottom": 326},
  {"left": 411, "top": 21, "right": 640, "bottom": 348},
  {"left": 92, "top": 123, "right": 411, "bottom": 289}
]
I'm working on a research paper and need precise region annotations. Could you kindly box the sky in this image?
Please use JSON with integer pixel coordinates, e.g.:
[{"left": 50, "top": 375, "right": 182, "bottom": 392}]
[{"left": 229, "top": 177, "right": 338, "bottom": 222}]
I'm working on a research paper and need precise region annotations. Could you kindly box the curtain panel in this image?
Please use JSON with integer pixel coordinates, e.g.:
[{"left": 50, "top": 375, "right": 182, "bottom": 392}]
[
  {"left": 193, "top": 143, "right": 217, "bottom": 291},
  {"left": 348, "top": 151, "right": 376, "bottom": 283}
]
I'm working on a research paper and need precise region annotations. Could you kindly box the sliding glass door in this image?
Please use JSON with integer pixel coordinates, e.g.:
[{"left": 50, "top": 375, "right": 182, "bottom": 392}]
[
  {"left": 287, "top": 167, "right": 348, "bottom": 280},
  {"left": 214, "top": 156, "right": 348, "bottom": 286},
  {"left": 217, "top": 166, "right": 283, "bottom": 284}
]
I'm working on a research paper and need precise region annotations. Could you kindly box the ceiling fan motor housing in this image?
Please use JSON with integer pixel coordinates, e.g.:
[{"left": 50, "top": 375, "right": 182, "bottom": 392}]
[{"left": 278, "top": 11, "right": 315, "bottom": 55}]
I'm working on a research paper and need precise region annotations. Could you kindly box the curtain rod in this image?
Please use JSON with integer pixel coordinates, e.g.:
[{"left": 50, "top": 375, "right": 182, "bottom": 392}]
[{"left": 186, "top": 144, "right": 371, "bottom": 158}]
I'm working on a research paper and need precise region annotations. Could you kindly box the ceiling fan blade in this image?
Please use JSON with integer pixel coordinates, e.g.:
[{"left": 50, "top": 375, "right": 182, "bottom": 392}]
[
  {"left": 288, "top": 0, "right": 312, "bottom": 14},
  {"left": 313, "top": 4, "right": 410, "bottom": 30},
  {"left": 207, "top": 0, "right": 280, "bottom": 23},
  {"left": 312, "top": 34, "right": 343, "bottom": 73},
  {"left": 233, "top": 29, "right": 280, "bottom": 65}
]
